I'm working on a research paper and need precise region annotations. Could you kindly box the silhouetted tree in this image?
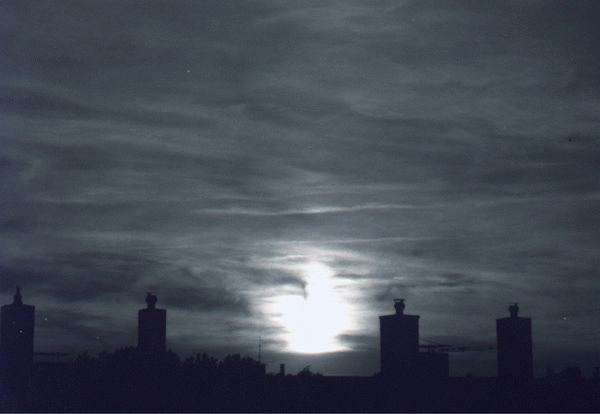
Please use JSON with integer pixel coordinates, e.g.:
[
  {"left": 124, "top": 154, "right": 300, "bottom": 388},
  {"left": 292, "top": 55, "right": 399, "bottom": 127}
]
[{"left": 297, "top": 365, "right": 322, "bottom": 378}]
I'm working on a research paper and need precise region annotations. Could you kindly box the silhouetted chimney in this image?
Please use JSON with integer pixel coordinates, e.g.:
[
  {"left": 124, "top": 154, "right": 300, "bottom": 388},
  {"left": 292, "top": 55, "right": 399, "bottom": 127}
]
[
  {"left": 496, "top": 302, "right": 533, "bottom": 380},
  {"left": 279, "top": 363, "right": 286, "bottom": 376},
  {"left": 138, "top": 293, "right": 166, "bottom": 355},
  {"left": 0, "top": 286, "right": 35, "bottom": 380},
  {"left": 379, "top": 299, "right": 419, "bottom": 379}
]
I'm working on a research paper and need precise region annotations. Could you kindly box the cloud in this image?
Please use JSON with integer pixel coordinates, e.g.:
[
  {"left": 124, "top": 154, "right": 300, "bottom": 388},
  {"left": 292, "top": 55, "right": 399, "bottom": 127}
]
[{"left": 336, "top": 333, "right": 377, "bottom": 352}]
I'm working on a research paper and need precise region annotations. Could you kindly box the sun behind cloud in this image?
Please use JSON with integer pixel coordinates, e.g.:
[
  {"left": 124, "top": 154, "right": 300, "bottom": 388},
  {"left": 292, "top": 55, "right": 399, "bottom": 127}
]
[{"left": 269, "top": 261, "right": 351, "bottom": 354}]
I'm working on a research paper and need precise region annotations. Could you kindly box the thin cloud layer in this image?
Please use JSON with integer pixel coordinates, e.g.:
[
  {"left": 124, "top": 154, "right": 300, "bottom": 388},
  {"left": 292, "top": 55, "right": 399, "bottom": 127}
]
[{"left": 1, "top": 0, "right": 599, "bottom": 376}]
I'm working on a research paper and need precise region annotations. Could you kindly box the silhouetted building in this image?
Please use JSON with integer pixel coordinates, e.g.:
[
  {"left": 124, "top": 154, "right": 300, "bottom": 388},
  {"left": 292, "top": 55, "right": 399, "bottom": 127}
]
[
  {"left": 557, "top": 365, "right": 582, "bottom": 380},
  {"left": 379, "top": 299, "right": 419, "bottom": 379},
  {"left": 496, "top": 302, "right": 533, "bottom": 380},
  {"left": 138, "top": 293, "right": 166, "bottom": 355},
  {"left": 417, "top": 351, "right": 450, "bottom": 379},
  {"left": 0, "top": 286, "right": 35, "bottom": 378}
]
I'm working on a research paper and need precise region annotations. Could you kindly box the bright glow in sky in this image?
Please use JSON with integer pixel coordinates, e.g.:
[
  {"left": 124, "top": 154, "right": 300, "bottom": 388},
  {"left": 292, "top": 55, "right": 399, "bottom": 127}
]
[{"left": 269, "top": 262, "right": 351, "bottom": 354}]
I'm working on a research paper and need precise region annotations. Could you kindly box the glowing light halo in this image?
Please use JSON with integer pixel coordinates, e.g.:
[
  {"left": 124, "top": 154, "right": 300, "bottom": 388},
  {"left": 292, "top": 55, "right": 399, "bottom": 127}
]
[{"left": 269, "top": 261, "right": 351, "bottom": 354}]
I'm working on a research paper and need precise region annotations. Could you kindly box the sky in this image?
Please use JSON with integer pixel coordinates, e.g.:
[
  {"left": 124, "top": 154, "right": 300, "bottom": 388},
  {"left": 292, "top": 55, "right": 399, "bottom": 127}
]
[{"left": 1, "top": 0, "right": 600, "bottom": 377}]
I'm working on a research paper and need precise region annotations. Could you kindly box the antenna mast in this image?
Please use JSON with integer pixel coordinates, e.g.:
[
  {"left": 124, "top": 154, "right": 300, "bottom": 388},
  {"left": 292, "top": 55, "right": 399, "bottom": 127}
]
[{"left": 258, "top": 336, "right": 262, "bottom": 363}]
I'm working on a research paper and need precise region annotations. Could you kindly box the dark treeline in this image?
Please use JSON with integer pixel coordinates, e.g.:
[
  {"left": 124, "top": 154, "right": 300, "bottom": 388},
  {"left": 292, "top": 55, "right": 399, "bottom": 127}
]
[
  {"left": 2, "top": 347, "right": 600, "bottom": 412},
  {"left": 2, "top": 347, "right": 268, "bottom": 412}
]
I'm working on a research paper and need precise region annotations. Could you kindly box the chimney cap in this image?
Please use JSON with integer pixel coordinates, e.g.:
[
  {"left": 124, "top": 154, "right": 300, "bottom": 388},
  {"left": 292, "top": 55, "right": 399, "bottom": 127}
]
[
  {"left": 394, "top": 298, "right": 405, "bottom": 315},
  {"left": 13, "top": 285, "right": 23, "bottom": 305},
  {"left": 508, "top": 302, "right": 519, "bottom": 318},
  {"left": 146, "top": 292, "right": 158, "bottom": 309}
]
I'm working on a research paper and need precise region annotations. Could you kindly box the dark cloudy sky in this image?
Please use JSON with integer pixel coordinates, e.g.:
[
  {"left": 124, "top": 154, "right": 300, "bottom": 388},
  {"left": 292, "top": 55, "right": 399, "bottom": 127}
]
[{"left": 1, "top": 0, "right": 600, "bottom": 376}]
